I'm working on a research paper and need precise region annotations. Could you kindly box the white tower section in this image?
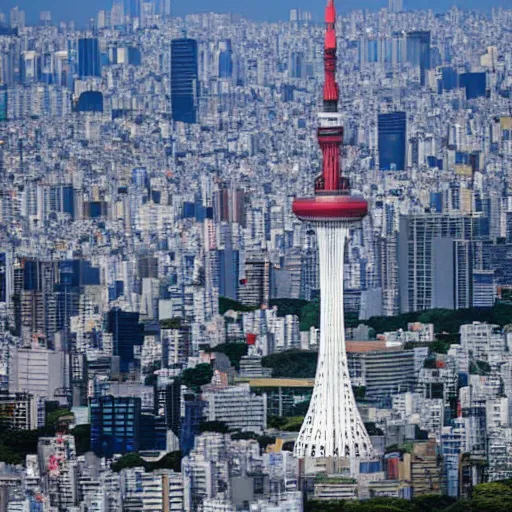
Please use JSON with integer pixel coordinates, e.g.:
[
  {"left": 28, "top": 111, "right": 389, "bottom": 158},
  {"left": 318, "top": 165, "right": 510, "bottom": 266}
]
[{"left": 293, "top": 221, "right": 373, "bottom": 459}]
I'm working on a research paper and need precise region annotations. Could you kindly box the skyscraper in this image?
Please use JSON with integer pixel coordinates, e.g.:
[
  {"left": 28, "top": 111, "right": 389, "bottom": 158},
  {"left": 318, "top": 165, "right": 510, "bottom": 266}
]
[
  {"left": 0, "top": 85, "right": 7, "bottom": 121},
  {"left": 292, "top": 0, "right": 372, "bottom": 461},
  {"left": 90, "top": 395, "right": 141, "bottom": 457},
  {"left": 398, "top": 214, "right": 487, "bottom": 313},
  {"left": 107, "top": 308, "right": 144, "bottom": 372},
  {"left": 78, "top": 38, "right": 101, "bottom": 78},
  {"left": 238, "top": 255, "right": 270, "bottom": 307},
  {"left": 218, "top": 40, "right": 233, "bottom": 79},
  {"left": 171, "top": 39, "right": 199, "bottom": 124},
  {"left": 406, "top": 31, "right": 431, "bottom": 85},
  {"left": 378, "top": 111, "right": 406, "bottom": 171}
]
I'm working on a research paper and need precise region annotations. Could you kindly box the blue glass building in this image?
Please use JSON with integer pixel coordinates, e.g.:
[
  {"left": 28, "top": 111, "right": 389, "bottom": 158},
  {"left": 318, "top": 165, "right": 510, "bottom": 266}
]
[
  {"left": 180, "top": 394, "right": 205, "bottom": 456},
  {"left": 378, "top": 111, "right": 406, "bottom": 171},
  {"left": 459, "top": 72, "right": 487, "bottom": 100},
  {"left": 218, "top": 248, "right": 239, "bottom": 301},
  {"left": 406, "top": 31, "right": 431, "bottom": 85},
  {"left": 107, "top": 308, "right": 144, "bottom": 372},
  {"left": 171, "top": 39, "right": 199, "bottom": 124},
  {"left": 219, "top": 40, "right": 233, "bottom": 78},
  {"left": 90, "top": 395, "right": 141, "bottom": 457},
  {"left": 78, "top": 38, "right": 102, "bottom": 78},
  {"left": 0, "top": 85, "right": 7, "bottom": 121}
]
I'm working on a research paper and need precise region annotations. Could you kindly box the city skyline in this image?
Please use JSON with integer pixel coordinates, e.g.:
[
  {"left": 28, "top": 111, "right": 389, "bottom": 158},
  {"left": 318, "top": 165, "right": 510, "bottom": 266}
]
[
  {"left": 2, "top": 0, "right": 512, "bottom": 508},
  {"left": 3, "top": 0, "right": 512, "bottom": 24}
]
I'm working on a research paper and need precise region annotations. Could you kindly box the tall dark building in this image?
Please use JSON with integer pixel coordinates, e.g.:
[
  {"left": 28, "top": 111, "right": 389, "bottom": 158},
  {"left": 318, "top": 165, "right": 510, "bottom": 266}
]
[
  {"left": 107, "top": 308, "right": 144, "bottom": 372},
  {"left": 406, "top": 31, "right": 431, "bottom": 85},
  {"left": 459, "top": 72, "right": 487, "bottom": 100},
  {"left": 78, "top": 38, "right": 101, "bottom": 78},
  {"left": 0, "top": 85, "right": 7, "bottom": 121},
  {"left": 171, "top": 39, "right": 199, "bottom": 124},
  {"left": 155, "top": 379, "right": 181, "bottom": 436},
  {"left": 90, "top": 395, "right": 141, "bottom": 457},
  {"left": 238, "top": 255, "right": 270, "bottom": 307},
  {"left": 180, "top": 394, "right": 205, "bottom": 456},
  {"left": 378, "top": 112, "right": 406, "bottom": 171}
]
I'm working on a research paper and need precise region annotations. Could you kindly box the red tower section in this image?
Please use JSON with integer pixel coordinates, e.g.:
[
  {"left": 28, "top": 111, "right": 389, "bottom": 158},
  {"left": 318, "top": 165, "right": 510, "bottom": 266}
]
[{"left": 293, "top": 0, "right": 367, "bottom": 222}]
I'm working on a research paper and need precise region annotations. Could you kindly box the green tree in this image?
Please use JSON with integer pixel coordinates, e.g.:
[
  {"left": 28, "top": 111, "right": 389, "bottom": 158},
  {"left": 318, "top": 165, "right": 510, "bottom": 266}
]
[
  {"left": 219, "top": 297, "right": 258, "bottom": 314},
  {"left": 300, "top": 299, "right": 320, "bottom": 331},
  {"left": 281, "top": 417, "right": 304, "bottom": 432},
  {"left": 269, "top": 299, "right": 309, "bottom": 318},
  {"left": 46, "top": 408, "right": 73, "bottom": 427},
  {"left": 112, "top": 453, "right": 148, "bottom": 472},
  {"left": 305, "top": 500, "right": 345, "bottom": 512},
  {"left": 182, "top": 363, "right": 214, "bottom": 391},
  {"left": 471, "top": 482, "right": 512, "bottom": 512},
  {"left": 262, "top": 350, "right": 318, "bottom": 378},
  {"left": 413, "top": 495, "right": 458, "bottom": 512},
  {"left": 268, "top": 416, "right": 287, "bottom": 429},
  {"left": 72, "top": 424, "right": 91, "bottom": 455},
  {"left": 160, "top": 317, "right": 183, "bottom": 329},
  {"left": 151, "top": 451, "right": 181, "bottom": 472}
]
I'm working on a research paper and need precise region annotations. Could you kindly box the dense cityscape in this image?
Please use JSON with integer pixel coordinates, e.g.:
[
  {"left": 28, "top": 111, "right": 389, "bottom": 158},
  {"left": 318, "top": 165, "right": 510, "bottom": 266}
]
[{"left": 2, "top": 0, "right": 512, "bottom": 510}]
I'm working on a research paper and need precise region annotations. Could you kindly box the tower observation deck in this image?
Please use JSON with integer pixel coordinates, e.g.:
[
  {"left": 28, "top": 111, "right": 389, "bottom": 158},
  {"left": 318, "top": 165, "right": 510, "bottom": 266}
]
[{"left": 292, "top": 0, "right": 373, "bottom": 460}]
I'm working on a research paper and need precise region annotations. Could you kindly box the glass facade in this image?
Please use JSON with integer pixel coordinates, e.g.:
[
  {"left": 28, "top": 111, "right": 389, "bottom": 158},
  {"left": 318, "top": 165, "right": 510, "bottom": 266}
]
[
  {"left": 406, "top": 31, "right": 431, "bottom": 85},
  {"left": 171, "top": 39, "right": 199, "bottom": 124},
  {"left": 0, "top": 85, "right": 7, "bottom": 121},
  {"left": 90, "top": 395, "right": 141, "bottom": 457},
  {"left": 107, "top": 308, "right": 144, "bottom": 372},
  {"left": 460, "top": 72, "right": 487, "bottom": 100},
  {"left": 78, "top": 38, "right": 101, "bottom": 78},
  {"left": 378, "top": 111, "right": 406, "bottom": 171}
]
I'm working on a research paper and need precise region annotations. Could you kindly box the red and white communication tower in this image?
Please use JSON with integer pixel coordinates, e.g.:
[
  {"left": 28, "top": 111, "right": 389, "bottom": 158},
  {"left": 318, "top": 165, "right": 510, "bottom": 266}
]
[{"left": 293, "top": 0, "right": 373, "bottom": 460}]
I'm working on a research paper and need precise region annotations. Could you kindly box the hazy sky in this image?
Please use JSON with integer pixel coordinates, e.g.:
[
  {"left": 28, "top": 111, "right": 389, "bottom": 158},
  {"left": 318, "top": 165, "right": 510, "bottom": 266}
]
[{"left": 3, "top": 0, "right": 512, "bottom": 24}]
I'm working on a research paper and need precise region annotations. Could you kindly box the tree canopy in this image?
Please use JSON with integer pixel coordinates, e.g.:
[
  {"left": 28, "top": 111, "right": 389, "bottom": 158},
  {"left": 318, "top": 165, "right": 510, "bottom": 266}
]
[{"left": 181, "top": 363, "right": 214, "bottom": 391}]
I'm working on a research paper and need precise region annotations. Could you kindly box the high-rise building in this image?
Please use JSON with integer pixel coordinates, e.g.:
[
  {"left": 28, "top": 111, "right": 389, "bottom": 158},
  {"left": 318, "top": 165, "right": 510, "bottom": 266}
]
[
  {"left": 0, "top": 249, "right": 11, "bottom": 306},
  {"left": 107, "top": 308, "right": 144, "bottom": 372},
  {"left": 90, "top": 395, "right": 141, "bottom": 457},
  {"left": 180, "top": 393, "right": 206, "bottom": 456},
  {"left": 218, "top": 224, "right": 239, "bottom": 301},
  {"left": 0, "top": 85, "right": 7, "bottom": 121},
  {"left": 238, "top": 255, "right": 270, "bottom": 307},
  {"left": 406, "top": 31, "right": 431, "bottom": 85},
  {"left": 0, "top": 391, "right": 39, "bottom": 430},
  {"left": 378, "top": 111, "right": 406, "bottom": 171},
  {"left": 459, "top": 72, "right": 487, "bottom": 100},
  {"left": 292, "top": 0, "right": 373, "bottom": 461},
  {"left": 161, "top": 323, "right": 191, "bottom": 367},
  {"left": 398, "top": 214, "right": 487, "bottom": 313},
  {"left": 218, "top": 40, "right": 233, "bottom": 79},
  {"left": 170, "top": 39, "right": 199, "bottom": 124},
  {"left": 78, "top": 38, "right": 101, "bottom": 78}
]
